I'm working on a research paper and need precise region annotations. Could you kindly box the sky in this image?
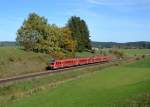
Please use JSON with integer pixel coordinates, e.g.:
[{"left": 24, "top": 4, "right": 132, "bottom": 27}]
[{"left": 0, "top": 0, "right": 150, "bottom": 43}]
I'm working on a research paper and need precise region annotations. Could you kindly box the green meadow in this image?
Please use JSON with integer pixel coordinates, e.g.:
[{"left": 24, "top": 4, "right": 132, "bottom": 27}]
[
  {"left": 120, "top": 49, "right": 150, "bottom": 56},
  {"left": 2, "top": 56, "right": 150, "bottom": 107}
]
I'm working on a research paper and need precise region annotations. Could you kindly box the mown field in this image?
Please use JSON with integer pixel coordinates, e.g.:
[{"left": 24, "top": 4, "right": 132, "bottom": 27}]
[{"left": 1, "top": 56, "right": 150, "bottom": 107}]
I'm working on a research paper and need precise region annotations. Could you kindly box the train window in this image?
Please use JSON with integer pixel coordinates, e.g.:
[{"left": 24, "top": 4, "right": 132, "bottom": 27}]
[{"left": 51, "top": 62, "right": 54, "bottom": 65}]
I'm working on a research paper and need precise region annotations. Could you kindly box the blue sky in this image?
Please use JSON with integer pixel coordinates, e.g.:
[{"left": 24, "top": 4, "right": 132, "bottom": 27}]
[{"left": 0, "top": 0, "right": 150, "bottom": 42}]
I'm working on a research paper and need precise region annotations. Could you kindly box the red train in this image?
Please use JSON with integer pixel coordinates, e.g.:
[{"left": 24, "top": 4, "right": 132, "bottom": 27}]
[{"left": 49, "top": 56, "right": 112, "bottom": 69}]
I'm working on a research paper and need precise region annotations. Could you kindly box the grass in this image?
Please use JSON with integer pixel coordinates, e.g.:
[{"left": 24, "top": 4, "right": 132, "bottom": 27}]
[
  {"left": 0, "top": 47, "right": 99, "bottom": 78},
  {"left": 120, "top": 49, "right": 150, "bottom": 56},
  {"left": 76, "top": 51, "right": 103, "bottom": 57},
  {"left": 118, "top": 92, "right": 150, "bottom": 107},
  {"left": 76, "top": 51, "right": 95, "bottom": 57},
  {"left": 0, "top": 47, "right": 150, "bottom": 106},
  {"left": 1, "top": 47, "right": 149, "bottom": 78},
  {"left": 0, "top": 47, "right": 50, "bottom": 78},
  {"left": 77, "top": 48, "right": 150, "bottom": 57},
  {"left": 0, "top": 59, "right": 119, "bottom": 105},
  {"left": 1, "top": 56, "right": 150, "bottom": 107}
]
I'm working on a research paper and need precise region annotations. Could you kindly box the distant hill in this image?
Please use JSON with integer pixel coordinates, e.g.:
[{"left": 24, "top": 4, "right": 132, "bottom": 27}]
[
  {"left": 92, "top": 41, "right": 150, "bottom": 49},
  {"left": 0, "top": 41, "right": 17, "bottom": 47},
  {"left": 1, "top": 41, "right": 150, "bottom": 49}
]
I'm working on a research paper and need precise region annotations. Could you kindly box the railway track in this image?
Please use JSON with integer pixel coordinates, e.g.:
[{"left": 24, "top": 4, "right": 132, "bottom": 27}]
[{"left": 0, "top": 57, "right": 135, "bottom": 85}]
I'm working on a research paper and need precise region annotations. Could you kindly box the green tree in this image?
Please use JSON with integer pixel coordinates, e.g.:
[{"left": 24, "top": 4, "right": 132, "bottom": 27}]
[
  {"left": 16, "top": 13, "right": 60, "bottom": 54},
  {"left": 67, "top": 16, "right": 91, "bottom": 51},
  {"left": 17, "top": 13, "right": 92, "bottom": 59},
  {"left": 16, "top": 29, "right": 40, "bottom": 51},
  {"left": 80, "top": 20, "right": 91, "bottom": 50},
  {"left": 36, "top": 24, "right": 61, "bottom": 54},
  {"left": 16, "top": 13, "right": 48, "bottom": 51}
]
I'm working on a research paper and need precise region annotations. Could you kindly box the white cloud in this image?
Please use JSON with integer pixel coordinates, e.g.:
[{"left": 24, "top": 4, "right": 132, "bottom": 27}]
[
  {"left": 87, "top": 0, "right": 100, "bottom": 4},
  {"left": 87, "top": 0, "right": 150, "bottom": 6}
]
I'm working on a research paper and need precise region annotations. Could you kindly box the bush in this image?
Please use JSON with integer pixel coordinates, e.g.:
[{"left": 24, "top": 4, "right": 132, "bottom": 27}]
[
  {"left": 10, "top": 95, "right": 17, "bottom": 101},
  {"left": 110, "top": 49, "right": 124, "bottom": 58},
  {"left": 52, "top": 51, "right": 65, "bottom": 60},
  {"left": 142, "top": 55, "right": 145, "bottom": 59},
  {"left": 136, "top": 57, "right": 140, "bottom": 60},
  {"left": 8, "top": 57, "right": 15, "bottom": 62}
]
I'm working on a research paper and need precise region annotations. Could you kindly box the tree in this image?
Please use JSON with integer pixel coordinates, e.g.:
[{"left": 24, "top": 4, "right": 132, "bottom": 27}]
[
  {"left": 67, "top": 16, "right": 91, "bottom": 51},
  {"left": 17, "top": 13, "right": 91, "bottom": 59},
  {"left": 16, "top": 13, "right": 60, "bottom": 54},
  {"left": 36, "top": 24, "right": 61, "bottom": 54},
  {"left": 80, "top": 20, "right": 91, "bottom": 50},
  {"left": 16, "top": 29, "right": 40, "bottom": 51},
  {"left": 16, "top": 13, "right": 48, "bottom": 51},
  {"left": 60, "top": 27, "right": 76, "bottom": 53}
]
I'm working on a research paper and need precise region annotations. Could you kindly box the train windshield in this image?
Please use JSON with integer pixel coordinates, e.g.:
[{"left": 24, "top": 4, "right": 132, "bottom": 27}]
[
  {"left": 50, "top": 58, "right": 55, "bottom": 65},
  {"left": 51, "top": 63, "right": 54, "bottom": 65}
]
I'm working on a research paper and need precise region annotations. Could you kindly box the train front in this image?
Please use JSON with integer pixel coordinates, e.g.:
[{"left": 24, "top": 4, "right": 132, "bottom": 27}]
[{"left": 48, "top": 58, "right": 55, "bottom": 69}]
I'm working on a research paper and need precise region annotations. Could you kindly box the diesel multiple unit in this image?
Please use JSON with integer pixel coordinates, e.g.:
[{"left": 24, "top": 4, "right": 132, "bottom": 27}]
[{"left": 49, "top": 56, "right": 112, "bottom": 69}]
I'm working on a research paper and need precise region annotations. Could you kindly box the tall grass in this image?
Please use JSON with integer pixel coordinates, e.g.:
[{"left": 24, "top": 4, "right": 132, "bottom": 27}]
[{"left": 0, "top": 47, "right": 50, "bottom": 78}]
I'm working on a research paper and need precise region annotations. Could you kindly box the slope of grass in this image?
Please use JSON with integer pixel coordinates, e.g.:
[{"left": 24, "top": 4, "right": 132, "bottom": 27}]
[
  {"left": 3, "top": 57, "right": 150, "bottom": 107},
  {"left": 0, "top": 47, "right": 99, "bottom": 78},
  {"left": 0, "top": 47, "right": 50, "bottom": 78}
]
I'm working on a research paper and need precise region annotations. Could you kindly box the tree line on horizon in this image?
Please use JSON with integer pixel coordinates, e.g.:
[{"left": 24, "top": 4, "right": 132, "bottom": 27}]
[
  {"left": 92, "top": 41, "right": 150, "bottom": 49},
  {"left": 16, "top": 13, "right": 91, "bottom": 59}
]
